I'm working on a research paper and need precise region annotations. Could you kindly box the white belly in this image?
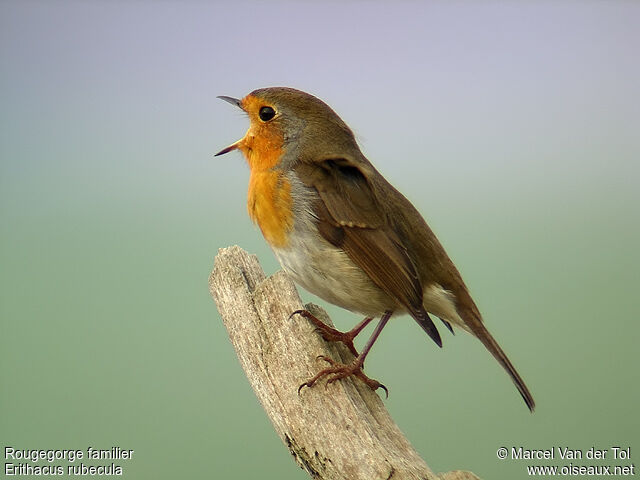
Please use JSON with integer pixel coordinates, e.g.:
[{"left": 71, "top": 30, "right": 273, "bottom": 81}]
[{"left": 272, "top": 227, "right": 395, "bottom": 317}]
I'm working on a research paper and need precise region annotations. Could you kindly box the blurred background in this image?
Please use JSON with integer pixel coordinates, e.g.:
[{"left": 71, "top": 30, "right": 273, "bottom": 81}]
[{"left": 1, "top": 1, "right": 638, "bottom": 478}]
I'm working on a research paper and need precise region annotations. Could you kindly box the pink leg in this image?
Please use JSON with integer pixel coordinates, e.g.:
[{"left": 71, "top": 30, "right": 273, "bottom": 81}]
[
  {"left": 296, "top": 311, "right": 393, "bottom": 397},
  {"left": 290, "top": 309, "right": 373, "bottom": 357}
]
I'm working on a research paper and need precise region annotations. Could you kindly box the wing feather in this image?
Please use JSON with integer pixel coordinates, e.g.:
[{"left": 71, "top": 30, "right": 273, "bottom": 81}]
[{"left": 296, "top": 158, "right": 442, "bottom": 346}]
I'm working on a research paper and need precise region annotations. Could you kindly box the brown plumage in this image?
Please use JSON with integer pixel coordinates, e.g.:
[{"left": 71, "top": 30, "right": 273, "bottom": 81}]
[{"left": 216, "top": 87, "right": 535, "bottom": 411}]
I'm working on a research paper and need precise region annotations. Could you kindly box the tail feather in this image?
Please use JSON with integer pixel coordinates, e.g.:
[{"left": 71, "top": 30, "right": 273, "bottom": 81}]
[
  {"left": 439, "top": 317, "right": 455, "bottom": 335},
  {"left": 473, "top": 323, "right": 536, "bottom": 412},
  {"left": 412, "top": 310, "right": 443, "bottom": 348}
]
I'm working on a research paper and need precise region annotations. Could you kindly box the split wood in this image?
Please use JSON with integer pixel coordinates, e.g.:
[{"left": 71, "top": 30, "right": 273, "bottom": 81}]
[{"left": 209, "top": 246, "right": 480, "bottom": 480}]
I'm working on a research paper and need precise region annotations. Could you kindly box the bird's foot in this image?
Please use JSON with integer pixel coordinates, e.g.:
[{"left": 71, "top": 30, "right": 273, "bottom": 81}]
[
  {"left": 289, "top": 309, "right": 373, "bottom": 357},
  {"left": 298, "top": 355, "right": 388, "bottom": 398}
]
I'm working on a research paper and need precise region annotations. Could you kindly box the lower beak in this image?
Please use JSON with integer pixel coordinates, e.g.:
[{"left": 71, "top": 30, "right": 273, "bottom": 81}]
[{"left": 215, "top": 140, "right": 242, "bottom": 157}]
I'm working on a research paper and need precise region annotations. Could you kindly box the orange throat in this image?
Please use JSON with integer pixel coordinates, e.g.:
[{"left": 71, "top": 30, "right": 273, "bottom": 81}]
[
  {"left": 238, "top": 128, "right": 293, "bottom": 248},
  {"left": 246, "top": 169, "right": 293, "bottom": 248}
]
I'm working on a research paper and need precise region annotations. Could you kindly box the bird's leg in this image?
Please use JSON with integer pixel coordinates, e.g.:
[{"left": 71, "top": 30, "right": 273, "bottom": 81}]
[
  {"left": 290, "top": 309, "right": 373, "bottom": 357},
  {"left": 298, "top": 311, "right": 392, "bottom": 397}
]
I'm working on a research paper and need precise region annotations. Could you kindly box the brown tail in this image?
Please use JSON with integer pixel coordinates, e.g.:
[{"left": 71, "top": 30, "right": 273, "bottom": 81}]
[{"left": 473, "top": 323, "right": 536, "bottom": 412}]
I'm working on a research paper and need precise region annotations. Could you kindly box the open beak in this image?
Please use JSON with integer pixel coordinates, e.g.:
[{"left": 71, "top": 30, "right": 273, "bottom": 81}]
[
  {"left": 215, "top": 95, "right": 244, "bottom": 156},
  {"left": 214, "top": 140, "right": 241, "bottom": 156}
]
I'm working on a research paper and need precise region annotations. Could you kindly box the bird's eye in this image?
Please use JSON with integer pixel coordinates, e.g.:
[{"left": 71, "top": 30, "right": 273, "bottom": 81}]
[{"left": 259, "top": 106, "right": 276, "bottom": 121}]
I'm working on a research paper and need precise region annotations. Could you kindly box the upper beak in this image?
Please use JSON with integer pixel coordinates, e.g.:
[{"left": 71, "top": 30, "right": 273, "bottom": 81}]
[
  {"left": 215, "top": 95, "right": 244, "bottom": 156},
  {"left": 217, "top": 95, "right": 242, "bottom": 109}
]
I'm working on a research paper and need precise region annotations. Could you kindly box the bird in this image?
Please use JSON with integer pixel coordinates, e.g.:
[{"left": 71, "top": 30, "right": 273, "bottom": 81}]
[{"left": 215, "top": 87, "right": 535, "bottom": 411}]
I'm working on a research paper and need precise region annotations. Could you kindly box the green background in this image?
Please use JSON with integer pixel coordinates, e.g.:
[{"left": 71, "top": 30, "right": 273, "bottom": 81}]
[{"left": 1, "top": 2, "right": 638, "bottom": 479}]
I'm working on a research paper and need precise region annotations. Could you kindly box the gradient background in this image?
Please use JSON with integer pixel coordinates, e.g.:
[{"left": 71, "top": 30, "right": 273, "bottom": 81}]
[{"left": 1, "top": 2, "right": 638, "bottom": 479}]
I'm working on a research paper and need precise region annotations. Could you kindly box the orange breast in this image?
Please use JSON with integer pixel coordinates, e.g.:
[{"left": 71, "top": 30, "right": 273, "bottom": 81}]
[
  {"left": 236, "top": 93, "right": 294, "bottom": 248},
  {"left": 247, "top": 170, "right": 293, "bottom": 248}
]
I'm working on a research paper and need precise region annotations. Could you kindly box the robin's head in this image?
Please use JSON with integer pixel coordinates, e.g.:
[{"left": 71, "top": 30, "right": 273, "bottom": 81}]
[{"left": 215, "top": 87, "right": 360, "bottom": 169}]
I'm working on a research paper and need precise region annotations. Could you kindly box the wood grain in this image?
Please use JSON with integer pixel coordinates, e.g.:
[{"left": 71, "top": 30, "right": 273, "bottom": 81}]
[{"left": 209, "top": 246, "right": 480, "bottom": 480}]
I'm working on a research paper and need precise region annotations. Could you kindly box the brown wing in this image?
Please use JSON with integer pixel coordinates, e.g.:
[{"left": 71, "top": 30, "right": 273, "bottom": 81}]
[{"left": 295, "top": 158, "right": 442, "bottom": 347}]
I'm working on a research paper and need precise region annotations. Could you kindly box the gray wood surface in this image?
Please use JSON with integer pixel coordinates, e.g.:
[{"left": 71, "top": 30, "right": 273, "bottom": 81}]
[{"left": 209, "top": 245, "right": 480, "bottom": 480}]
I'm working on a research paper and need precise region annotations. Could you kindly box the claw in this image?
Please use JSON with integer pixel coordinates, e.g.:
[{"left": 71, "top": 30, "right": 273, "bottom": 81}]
[
  {"left": 289, "top": 309, "right": 306, "bottom": 321},
  {"left": 298, "top": 382, "right": 311, "bottom": 395},
  {"left": 317, "top": 355, "right": 334, "bottom": 364},
  {"left": 379, "top": 384, "right": 389, "bottom": 399},
  {"left": 298, "top": 357, "right": 387, "bottom": 397}
]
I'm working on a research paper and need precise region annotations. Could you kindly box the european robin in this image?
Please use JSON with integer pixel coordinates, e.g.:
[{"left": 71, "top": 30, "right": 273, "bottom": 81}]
[{"left": 216, "top": 87, "right": 535, "bottom": 411}]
